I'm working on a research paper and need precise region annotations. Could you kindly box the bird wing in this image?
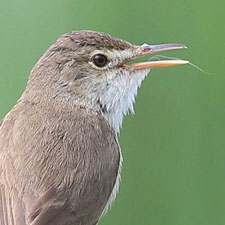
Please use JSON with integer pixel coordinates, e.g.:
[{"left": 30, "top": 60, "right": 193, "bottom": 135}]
[
  {"left": 0, "top": 103, "right": 120, "bottom": 225},
  {"left": 0, "top": 109, "right": 69, "bottom": 225},
  {"left": 0, "top": 109, "right": 75, "bottom": 225},
  {"left": 0, "top": 182, "right": 69, "bottom": 225},
  {"left": 0, "top": 114, "right": 29, "bottom": 225},
  {"left": 28, "top": 188, "right": 70, "bottom": 225},
  {"left": 0, "top": 182, "right": 27, "bottom": 225}
]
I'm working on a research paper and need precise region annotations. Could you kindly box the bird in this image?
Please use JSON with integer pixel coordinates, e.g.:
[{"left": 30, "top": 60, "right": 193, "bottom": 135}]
[{"left": 0, "top": 30, "right": 188, "bottom": 225}]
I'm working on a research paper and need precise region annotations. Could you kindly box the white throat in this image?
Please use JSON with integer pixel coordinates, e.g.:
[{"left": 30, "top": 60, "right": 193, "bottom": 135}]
[{"left": 96, "top": 68, "right": 150, "bottom": 133}]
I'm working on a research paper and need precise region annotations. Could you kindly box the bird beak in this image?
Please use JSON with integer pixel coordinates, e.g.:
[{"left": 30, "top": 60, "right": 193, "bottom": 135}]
[{"left": 128, "top": 43, "right": 189, "bottom": 70}]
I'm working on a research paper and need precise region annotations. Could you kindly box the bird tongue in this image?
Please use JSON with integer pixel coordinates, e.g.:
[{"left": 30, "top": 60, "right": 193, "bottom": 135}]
[{"left": 129, "top": 43, "right": 189, "bottom": 69}]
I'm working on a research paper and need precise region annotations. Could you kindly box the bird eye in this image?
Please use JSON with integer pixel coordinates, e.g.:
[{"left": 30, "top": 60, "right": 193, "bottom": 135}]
[{"left": 92, "top": 54, "right": 109, "bottom": 68}]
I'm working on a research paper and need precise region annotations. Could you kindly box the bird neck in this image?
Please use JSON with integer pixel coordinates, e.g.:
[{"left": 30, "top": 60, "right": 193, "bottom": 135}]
[{"left": 22, "top": 68, "right": 149, "bottom": 134}]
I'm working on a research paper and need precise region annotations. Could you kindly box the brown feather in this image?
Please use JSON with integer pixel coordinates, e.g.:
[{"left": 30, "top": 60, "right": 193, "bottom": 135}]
[{"left": 0, "top": 100, "right": 120, "bottom": 225}]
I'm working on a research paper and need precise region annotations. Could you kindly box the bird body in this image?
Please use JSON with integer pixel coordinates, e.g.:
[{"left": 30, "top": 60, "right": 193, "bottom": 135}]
[
  {"left": 0, "top": 30, "right": 188, "bottom": 225},
  {"left": 0, "top": 100, "right": 120, "bottom": 225}
]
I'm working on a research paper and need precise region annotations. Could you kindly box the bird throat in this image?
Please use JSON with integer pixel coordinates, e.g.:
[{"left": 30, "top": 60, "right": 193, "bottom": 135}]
[{"left": 96, "top": 68, "right": 150, "bottom": 133}]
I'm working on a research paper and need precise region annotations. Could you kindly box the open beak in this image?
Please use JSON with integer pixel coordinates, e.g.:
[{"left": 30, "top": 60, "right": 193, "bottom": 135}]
[{"left": 127, "top": 43, "right": 189, "bottom": 70}]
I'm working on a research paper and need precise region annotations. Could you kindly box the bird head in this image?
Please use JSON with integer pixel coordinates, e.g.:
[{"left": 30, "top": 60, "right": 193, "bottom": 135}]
[{"left": 25, "top": 30, "right": 188, "bottom": 132}]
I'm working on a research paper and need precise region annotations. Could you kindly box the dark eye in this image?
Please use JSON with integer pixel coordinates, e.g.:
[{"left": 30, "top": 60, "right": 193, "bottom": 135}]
[{"left": 92, "top": 54, "right": 109, "bottom": 68}]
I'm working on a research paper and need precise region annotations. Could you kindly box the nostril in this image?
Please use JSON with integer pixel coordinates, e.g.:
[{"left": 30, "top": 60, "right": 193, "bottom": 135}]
[
  {"left": 141, "top": 43, "right": 152, "bottom": 52},
  {"left": 143, "top": 47, "right": 152, "bottom": 52}
]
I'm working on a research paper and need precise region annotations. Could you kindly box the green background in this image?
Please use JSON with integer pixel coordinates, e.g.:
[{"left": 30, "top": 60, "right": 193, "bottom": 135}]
[{"left": 0, "top": 0, "right": 224, "bottom": 225}]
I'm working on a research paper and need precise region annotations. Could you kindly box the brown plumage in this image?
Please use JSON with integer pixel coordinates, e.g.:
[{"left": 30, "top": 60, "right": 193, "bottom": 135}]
[
  {"left": 0, "top": 30, "right": 188, "bottom": 225},
  {"left": 0, "top": 31, "right": 123, "bottom": 225},
  {"left": 0, "top": 101, "right": 119, "bottom": 225}
]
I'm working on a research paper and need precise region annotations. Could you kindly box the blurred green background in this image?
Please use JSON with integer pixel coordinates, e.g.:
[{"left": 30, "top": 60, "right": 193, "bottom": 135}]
[{"left": 0, "top": 0, "right": 224, "bottom": 224}]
